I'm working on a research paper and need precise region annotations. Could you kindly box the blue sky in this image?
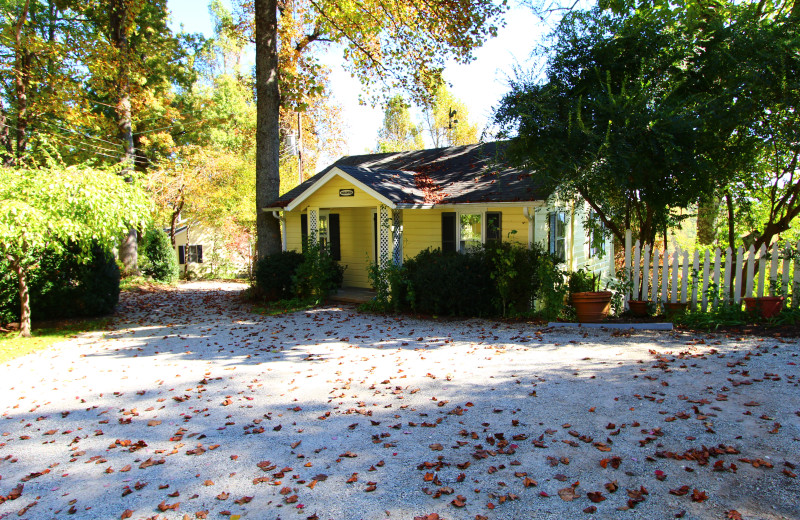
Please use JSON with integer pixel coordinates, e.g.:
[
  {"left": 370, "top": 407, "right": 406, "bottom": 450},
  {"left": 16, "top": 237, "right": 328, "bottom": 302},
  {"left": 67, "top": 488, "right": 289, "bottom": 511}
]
[{"left": 166, "top": 0, "right": 550, "bottom": 157}]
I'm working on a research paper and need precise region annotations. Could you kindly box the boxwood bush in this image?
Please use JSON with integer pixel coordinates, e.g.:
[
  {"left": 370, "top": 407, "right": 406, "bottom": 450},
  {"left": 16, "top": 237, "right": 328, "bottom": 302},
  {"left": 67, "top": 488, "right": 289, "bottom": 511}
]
[
  {"left": 139, "top": 228, "right": 179, "bottom": 283},
  {"left": 254, "top": 250, "right": 305, "bottom": 301},
  {"left": 0, "top": 243, "right": 120, "bottom": 323}
]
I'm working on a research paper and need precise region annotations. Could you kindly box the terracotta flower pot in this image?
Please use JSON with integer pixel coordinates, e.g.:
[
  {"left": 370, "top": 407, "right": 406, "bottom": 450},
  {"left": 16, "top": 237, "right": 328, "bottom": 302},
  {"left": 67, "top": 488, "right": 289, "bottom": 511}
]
[
  {"left": 571, "top": 291, "right": 612, "bottom": 323},
  {"left": 743, "top": 296, "right": 784, "bottom": 319},
  {"left": 628, "top": 300, "right": 651, "bottom": 318},
  {"left": 664, "top": 302, "right": 688, "bottom": 318}
]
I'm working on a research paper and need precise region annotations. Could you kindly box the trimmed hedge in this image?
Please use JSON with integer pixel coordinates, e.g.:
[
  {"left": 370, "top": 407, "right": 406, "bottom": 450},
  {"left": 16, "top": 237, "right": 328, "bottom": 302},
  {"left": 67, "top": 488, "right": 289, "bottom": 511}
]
[
  {"left": 0, "top": 243, "right": 120, "bottom": 323},
  {"left": 254, "top": 251, "right": 305, "bottom": 301}
]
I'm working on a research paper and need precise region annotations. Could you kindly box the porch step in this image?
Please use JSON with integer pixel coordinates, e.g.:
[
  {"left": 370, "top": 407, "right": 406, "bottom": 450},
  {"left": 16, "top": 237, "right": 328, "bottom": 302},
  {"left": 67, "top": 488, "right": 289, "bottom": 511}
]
[{"left": 330, "top": 287, "right": 376, "bottom": 304}]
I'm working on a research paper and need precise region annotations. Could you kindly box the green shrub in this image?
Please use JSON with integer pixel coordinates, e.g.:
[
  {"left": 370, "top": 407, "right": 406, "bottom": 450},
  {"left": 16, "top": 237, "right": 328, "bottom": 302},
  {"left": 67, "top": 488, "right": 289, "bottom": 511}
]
[
  {"left": 139, "top": 228, "right": 179, "bottom": 282},
  {"left": 404, "top": 248, "right": 497, "bottom": 316},
  {"left": 363, "top": 259, "right": 410, "bottom": 313},
  {"left": 0, "top": 243, "right": 120, "bottom": 323},
  {"left": 292, "top": 242, "right": 345, "bottom": 303},
  {"left": 254, "top": 250, "right": 305, "bottom": 301}
]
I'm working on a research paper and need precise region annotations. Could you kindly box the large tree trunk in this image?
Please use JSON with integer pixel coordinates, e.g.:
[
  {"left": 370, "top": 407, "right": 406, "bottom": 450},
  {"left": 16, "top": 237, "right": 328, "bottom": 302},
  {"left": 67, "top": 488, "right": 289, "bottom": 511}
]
[
  {"left": 13, "top": 0, "right": 31, "bottom": 163},
  {"left": 696, "top": 193, "right": 719, "bottom": 246},
  {"left": 255, "top": 0, "right": 282, "bottom": 261},
  {"left": 11, "top": 257, "right": 31, "bottom": 338},
  {"left": 110, "top": 0, "right": 139, "bottom": 273}
]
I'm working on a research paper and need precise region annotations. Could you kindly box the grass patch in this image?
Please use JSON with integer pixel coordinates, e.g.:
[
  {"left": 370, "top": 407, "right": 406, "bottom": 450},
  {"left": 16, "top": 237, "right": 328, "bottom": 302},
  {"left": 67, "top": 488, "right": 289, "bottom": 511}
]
[
  {"left": 252, "top": 298, "right": 316, "bottom": 316},
  {"left": 120, "top": 275, "right": 177, "bottom": 292},
  {"left": 0, "top": 318, "right": 110, "bottom": 364}
]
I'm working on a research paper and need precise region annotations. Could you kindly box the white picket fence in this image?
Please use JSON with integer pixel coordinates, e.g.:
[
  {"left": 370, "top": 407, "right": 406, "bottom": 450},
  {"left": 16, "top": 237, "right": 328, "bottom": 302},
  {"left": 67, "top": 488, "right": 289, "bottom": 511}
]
[{"left": 622, "top": 230, "right": 799, "bottom": 311}]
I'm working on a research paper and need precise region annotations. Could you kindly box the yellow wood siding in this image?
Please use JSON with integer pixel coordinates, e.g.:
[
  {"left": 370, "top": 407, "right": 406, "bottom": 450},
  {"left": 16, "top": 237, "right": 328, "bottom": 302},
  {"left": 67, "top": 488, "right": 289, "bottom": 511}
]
[
  {"left": 403, "top": 208, "right": 446, "bottom": 258},
  {"left": 297, "top": 175, "right": 381, "bottom": 210}
]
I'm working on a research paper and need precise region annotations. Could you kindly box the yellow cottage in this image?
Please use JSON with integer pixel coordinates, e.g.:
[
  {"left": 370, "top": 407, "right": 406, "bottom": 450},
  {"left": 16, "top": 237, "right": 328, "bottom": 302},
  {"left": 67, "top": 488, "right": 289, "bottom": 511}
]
[{"left": 263, "top": 142, "right": 613, "bottom": 289}]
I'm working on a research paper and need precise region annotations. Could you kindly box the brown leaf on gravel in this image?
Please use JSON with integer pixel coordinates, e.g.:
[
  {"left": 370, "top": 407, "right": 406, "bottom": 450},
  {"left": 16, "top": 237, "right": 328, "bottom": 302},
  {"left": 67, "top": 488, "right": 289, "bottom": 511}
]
[
  {"left": 340, "top": 451, "right": 358, "bottom": 458},
  {"left": 429, "top": 443, "right": 444, "bottom": 451},
  {"left": 119, "top": 465, "right": 131, "bottom": 472},
  {"left": 120, "top": 510, "right": 133, "bottom": 519},
  {"left": 147, "top": 420, "right": 161, "bottom": 427},
  {"left": 234, "top": 496, "right": 252, "bottom": 505},
  {"left": 157, "top": 501, "right": 179, "bottom": 512},
  {"left": 215, "top": 492, "right": 229, "bottom": 500},
  {"left": 279, "top": 487, "right": 292, "bottom": 495},
  {"left": 346, "top": 473, "right": 358, "bottom": 483},
  {"left": 725, "top": 511, "right": 743, "bottom": 520},
  {"left": 604, "top": 481, "right": 618, "bottom": 493},
  {"left": 558, "top": 485, "right": 579, "bottom": 501},
  {"left": 587, "top": 491, "right": 606, "bottom": 503},
  {"left": 670, "top": 485, "right": 690, "bottom": 496},
  {"left": 285, "top": 495, "right": 298, "bottom": 504},
  {"left": 583, "top": 506, "right": 597, "bottom": 514},
  {"left": 451, "top": 495, "right": 467, "bottom": 507},
  {"left": 690, "top": 489, "right": 708, "bottom": 502},
  {"left": 523, "top": 477, "right": 537, "bottom": 488},
  {"left": 743, "top": 401, "right": 760, "bottom": 406},
  {"left": 365, "top": 482, "right": 377, "bottom": 492},
  {"left": 194, "top": 512, "right": 208, "bottom": 519}
]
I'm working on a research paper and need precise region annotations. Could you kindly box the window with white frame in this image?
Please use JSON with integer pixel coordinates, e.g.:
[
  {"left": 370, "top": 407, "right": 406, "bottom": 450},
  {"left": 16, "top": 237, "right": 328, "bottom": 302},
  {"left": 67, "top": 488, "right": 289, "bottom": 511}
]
[
  {"left": 459, "top": 213, "right": 482, "bottom": 251},
  {"left": 178, "top": 244, "right": 203, "bottom": 264},
  {"left": 549, "top": 211, "right": 567, "bottom": 263}
]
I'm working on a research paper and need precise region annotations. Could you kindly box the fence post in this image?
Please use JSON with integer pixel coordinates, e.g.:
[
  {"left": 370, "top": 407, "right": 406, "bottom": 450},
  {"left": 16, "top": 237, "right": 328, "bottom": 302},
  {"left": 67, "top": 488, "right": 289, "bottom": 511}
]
[
  {"left": 701, "top": 252, "right": 711, "bottom": 312},
  {"left": 793, "top": 240, "right": 800, "bottom": 308},
  {"left": 633, "top": 239, "right": 641, "bottom": 301},
  {"left": 757, "top": 244, "right": 767, "bottom": 298},
  {"left": 642, "top": 244, "right": 651, "bottom": 302},
  {"left": 691, "top": 250, "right": 700, "bottom": 310},
  {"left": 652, "top": 248, "right": 661, "bottom": 306},
  {"left": 723, "top": 247, "right": 732, "bottom": 305},
  {"left": 781, "top": 244, "right": 790, "bottom": 300},
  {"left": 734, "top": 246, "right": 744, "bottom": 304},
  {"left": 681, "top": 250, "right": 690, "bottom": 303},
  {"left": 745, "top": 245, "right": 756, "bottom": 298},
  {"left": 661, "top": 248, "right": 669, "bottom": 304},
  {"left": 769, "top": 242, "right": 780, "bottom": 296},
  {"left": 624, "top": 230, "right": 632, "bottom": 309},
  {"left": 670, "top": 248, "right": 679, "bottom": 303},
  {"left": 713, "top": 248, "right": 722, "bottom": 309}
]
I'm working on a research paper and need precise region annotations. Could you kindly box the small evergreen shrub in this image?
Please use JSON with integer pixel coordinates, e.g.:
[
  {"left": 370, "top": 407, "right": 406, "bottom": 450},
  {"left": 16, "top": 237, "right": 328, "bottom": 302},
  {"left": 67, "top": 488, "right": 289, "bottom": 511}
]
[
  {"left": 139, "top": 228, "right": 179, "bottom": 283},
  {"left": 292, "top": 242, "right": 345, "bottom": 303},
  {"left": 254, "top": 250, "right": 305, "bottom": 301},
  {"left": 0, "top": 243, "right": 120, "bottom": 322}
]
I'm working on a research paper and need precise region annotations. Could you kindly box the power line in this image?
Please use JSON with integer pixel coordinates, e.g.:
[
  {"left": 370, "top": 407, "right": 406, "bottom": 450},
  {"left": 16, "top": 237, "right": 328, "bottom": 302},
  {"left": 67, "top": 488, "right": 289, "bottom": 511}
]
[
  {"left": 39, "top": 120, "right": 123, "bottom": 150},
  {"left": 132, "top": 118, "right": 209, "bottom": 136}
]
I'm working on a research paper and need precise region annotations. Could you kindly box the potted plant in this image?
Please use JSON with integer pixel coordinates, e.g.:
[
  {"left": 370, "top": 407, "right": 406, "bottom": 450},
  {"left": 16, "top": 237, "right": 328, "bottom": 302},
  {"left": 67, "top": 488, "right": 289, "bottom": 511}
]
[
  {"left": 628, "top": 299, "right": 651, "bottom": 317},
  {"left": 569, "top": 269, "right": 612, "bottom": 323},
  {"left": 743, "top": 280, "right": 785, "bottom": 320},
  {"left": 663, "top": 301, "right": 689, "bottom": 318}
]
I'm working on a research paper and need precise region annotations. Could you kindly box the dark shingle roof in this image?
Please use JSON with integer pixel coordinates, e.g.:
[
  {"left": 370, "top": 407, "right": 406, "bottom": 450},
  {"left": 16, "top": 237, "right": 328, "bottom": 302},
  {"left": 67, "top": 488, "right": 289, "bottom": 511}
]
[{"left": 267, "top": 141, "right": 548, "bottom": 209}]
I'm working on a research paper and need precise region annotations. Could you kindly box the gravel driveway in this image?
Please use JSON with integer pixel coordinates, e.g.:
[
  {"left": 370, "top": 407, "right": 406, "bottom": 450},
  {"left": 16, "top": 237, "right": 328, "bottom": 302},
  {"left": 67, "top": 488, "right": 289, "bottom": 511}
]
[{"left": 0, "top": 281, "right": 798, "bottom": 520}]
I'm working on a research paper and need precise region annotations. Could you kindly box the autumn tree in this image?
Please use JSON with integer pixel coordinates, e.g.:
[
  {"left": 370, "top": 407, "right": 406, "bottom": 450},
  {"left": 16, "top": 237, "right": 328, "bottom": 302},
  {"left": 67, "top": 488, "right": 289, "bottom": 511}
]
[
  {"left": 422, "top": 84, "right": 479, "bottom": 148},
  {"left": 377, "top": 95, "right": 424, "bottom": 152},
  {"left": 0, "top": 166, "right": 150, "bottom": 336},
  {"left": 248, "top": 0, "right": 508, "bottom": 259}
]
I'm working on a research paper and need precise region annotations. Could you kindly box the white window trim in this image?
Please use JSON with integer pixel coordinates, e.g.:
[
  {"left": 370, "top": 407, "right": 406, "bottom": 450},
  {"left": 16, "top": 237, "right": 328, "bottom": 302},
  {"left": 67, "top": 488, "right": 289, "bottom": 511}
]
[{"left": 455, "top": 207, "right": 505, "bottom": 252}]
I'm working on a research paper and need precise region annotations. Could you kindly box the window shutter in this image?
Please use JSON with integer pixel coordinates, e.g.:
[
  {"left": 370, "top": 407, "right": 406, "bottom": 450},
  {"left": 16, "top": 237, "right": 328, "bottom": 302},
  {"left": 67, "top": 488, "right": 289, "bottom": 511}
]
[
  {"left": 548, "top": 213, "right": 556, "bottom": 255},
  {"left": 178, "top": 245, "right": 185, "bottom": 265},
  {"left": 329, "top": 213, "right": 341, "bottom": 261},
  {"left": 486, "top": 212, "right": 502, "bottom": 243},
  {"left": 441, "top": 212, "right": 457, "bottom": 252},
  {"left": 301, "top": 214, "right": 308, "bottom": 253},
  {"left": 197, "top": 245, "right": 203, "bottom": 263}
]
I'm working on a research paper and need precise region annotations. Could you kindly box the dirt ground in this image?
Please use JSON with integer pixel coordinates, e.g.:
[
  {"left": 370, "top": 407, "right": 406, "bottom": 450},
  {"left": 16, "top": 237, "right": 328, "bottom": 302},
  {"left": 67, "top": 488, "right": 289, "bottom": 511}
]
[{"left": 0, "top": 281, "right": 797, "bottom": 520}]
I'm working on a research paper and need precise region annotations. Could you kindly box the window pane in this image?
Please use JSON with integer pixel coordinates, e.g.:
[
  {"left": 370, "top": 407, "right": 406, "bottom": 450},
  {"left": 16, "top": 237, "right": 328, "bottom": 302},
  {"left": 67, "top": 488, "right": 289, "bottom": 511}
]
[
  {"left": 486, "top": 212, "right": 501, "bottom": 242},
  {"left": 459, "top": 213, "right": 482, "bottom": 251}
]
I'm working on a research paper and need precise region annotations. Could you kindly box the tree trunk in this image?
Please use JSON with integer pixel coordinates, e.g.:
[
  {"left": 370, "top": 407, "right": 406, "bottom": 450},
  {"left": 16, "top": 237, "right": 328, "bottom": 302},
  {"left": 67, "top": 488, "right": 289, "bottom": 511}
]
[
  {"left": 255, "top": 0, "right": 282, "bottom": 261},
  {"left": 696, "top": 193, "right": 719, "bottom": 245},
  {"left": 11, "top": 257, "right": 31, "bottom": 338},
  {"left": 13, "top": 0, "right": 32, "bottom": 163},
  {"left": 110, "top": 0, "right": 139, "bottom": 272}
]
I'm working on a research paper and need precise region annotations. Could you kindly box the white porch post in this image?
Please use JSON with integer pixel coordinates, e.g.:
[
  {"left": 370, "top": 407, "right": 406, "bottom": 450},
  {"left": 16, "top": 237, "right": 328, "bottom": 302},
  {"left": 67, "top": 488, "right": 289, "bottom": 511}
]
[
  {"left": 392, "top": 209, "right": 403, "bottom": 265},
  {"left": 377, "top": 205, "right": 391, "bottom": 266},
  {"left": 308, "top": 207, "right": 319, "bottom": 245}
]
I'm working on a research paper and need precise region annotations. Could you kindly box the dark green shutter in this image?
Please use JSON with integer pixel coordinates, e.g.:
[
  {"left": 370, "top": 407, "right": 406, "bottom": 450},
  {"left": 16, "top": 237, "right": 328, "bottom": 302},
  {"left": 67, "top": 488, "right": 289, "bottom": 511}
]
[
  {"left": 442, "top": 212, "right": 457, "bottom": 252},
  {"left": 487, "top": 212, "right": 502, "bottom": 243},
  {"left": 178, "top": 245, "right": 185, "bottom": 264},
  {"left": 301, "top": 214, "right": 308, "bottom": 253},
  {"left": 196, "top": 245, "right": 203, "bottom": 263},
  {"left": 329, "top": 213, "right": 341, "bottom": 261}
]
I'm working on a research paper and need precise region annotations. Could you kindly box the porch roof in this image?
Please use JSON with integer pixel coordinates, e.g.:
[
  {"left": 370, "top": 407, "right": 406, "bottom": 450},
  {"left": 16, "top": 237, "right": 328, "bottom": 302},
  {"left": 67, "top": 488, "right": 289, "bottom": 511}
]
[{"left": 265, "top": 141, "right": 549, "bottom": 210}]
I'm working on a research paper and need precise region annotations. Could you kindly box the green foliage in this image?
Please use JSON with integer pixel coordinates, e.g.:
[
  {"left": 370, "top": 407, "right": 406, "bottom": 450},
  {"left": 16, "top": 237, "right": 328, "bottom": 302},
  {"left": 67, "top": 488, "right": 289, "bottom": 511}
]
[
  {"left": 291, "top": 241, "right": 345, "bottom": 304},
  {"left": 254, "top": 250, "right": 305, "bottom": 301},
  {"left": 363, "top": 259, "right": 411, "bottom": 313},
  {"left": 606, "top": 270, "right": 634, "bottom": 317},
  {"left": 139, "top": 228, "right": 179, "bottom": 283},
  {"left": 673, "top": 303, "right": 751, "bottom": 330},
  {"left": 568, "top": 269, "right": 600, "bottom": 294},
  {"left": 377, "top": 95, "right": 425, "bottom": 153},
  {"left": 535, "top": 255, "right": 568, "bottom": 321},
  {"left": 0, "top": 243, "right": 120, "bottom": 323}
]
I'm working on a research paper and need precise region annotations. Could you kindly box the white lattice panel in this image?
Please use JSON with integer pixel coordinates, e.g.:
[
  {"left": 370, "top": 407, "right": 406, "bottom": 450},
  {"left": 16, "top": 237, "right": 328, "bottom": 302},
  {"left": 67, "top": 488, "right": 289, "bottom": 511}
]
[
  {"left": 392, "top": 209, "right": 403, "bottom": 265},
  {"left": 379, "top": 206, "right": 390, "bottom": 264},
  {"left": 309, "top": 209, "right": 318, "bottom": 245}
]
